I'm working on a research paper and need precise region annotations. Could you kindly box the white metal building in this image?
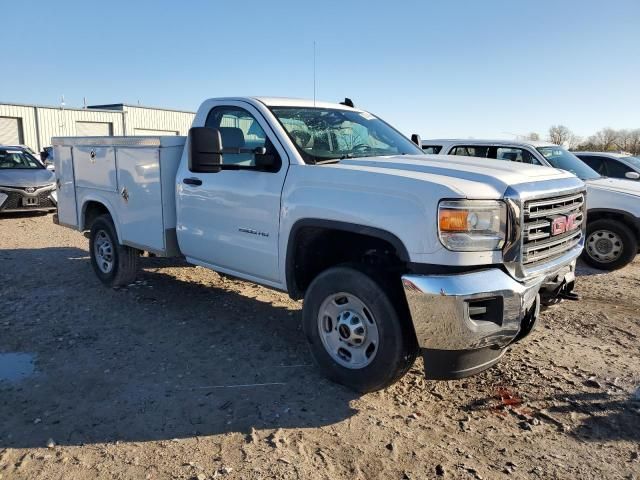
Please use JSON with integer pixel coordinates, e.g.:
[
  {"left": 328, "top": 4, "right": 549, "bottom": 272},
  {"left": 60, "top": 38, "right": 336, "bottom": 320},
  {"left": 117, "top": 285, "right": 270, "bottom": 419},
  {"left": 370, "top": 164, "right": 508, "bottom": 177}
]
[{"left": 0, "top": 102, "right": 195, "bottom": 152}]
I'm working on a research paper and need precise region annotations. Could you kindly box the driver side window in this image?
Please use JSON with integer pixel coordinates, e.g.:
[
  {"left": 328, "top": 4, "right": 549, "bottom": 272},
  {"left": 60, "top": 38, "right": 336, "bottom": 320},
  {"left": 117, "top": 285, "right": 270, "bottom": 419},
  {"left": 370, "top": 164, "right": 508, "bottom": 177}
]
[{"left": 205, "top": 106, "right": 280, "bottom": 170}]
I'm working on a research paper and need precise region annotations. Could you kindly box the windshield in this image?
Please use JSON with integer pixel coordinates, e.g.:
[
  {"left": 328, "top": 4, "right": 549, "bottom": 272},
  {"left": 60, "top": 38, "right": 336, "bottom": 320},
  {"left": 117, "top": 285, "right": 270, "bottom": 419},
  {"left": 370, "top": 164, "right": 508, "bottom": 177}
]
[
  {"left": 536, "top": 146, "right": 600, "bottom": 180},
  {"left": 0, "top": 150, "right": 44, "bottom": 169},
  {"left": 623, "top": 156, "right": 640, "bottom": 170},
  {"left": 269, "top": 107, "right": 423, "bottom": 164}
]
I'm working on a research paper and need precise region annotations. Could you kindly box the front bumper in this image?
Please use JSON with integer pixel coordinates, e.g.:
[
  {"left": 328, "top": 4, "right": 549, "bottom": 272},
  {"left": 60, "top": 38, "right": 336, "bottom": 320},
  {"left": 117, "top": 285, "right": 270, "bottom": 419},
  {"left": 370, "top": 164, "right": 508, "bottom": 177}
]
[
  {"left": 402, "top": 265, "right": 573, "bottom": 379},
  {"left": 0, "top": 186, "right": 57, "bottom": 213}
]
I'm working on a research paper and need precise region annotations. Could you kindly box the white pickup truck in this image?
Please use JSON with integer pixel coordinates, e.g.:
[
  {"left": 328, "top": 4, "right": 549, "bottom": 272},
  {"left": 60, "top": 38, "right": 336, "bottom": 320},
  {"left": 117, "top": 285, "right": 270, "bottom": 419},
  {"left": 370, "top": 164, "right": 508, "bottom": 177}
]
[{"left": 53, "top": 97, "right": 586, "bottom": 392}]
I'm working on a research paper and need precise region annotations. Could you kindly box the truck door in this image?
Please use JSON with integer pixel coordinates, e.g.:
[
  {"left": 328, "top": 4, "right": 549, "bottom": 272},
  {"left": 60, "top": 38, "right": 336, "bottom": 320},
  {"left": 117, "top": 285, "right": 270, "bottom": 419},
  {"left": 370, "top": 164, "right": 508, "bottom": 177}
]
[
  {"left": 176, "top": 101, "right": 288, "bottom": 285},
  {"left": 53, "top": 145, "right": 78, "bottom": 228}
]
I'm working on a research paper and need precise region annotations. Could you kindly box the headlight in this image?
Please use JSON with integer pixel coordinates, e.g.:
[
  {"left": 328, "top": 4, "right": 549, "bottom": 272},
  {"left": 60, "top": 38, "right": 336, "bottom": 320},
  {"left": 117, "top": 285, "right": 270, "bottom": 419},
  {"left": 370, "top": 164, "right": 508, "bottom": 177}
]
[{"left": 438, "top": 200, "right": 507, "bottom": 251}]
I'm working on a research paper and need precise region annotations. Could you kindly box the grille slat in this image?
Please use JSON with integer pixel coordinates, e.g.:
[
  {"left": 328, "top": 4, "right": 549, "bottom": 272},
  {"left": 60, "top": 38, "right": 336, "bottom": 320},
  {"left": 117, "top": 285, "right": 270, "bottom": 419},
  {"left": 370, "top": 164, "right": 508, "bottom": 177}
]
[
  {"left": 1, "top": 190, "right": 55, "bottom": 210},
  {"left": 522, "top": 192, "right": 585, "bottom": 267}
]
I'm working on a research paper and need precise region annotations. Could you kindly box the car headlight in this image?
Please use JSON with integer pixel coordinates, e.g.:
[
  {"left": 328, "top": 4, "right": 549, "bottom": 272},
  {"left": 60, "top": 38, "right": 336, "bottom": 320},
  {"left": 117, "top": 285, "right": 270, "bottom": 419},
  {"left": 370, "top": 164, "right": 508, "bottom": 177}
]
[{"left": 438, "top": 200, "right": 507, "bottom": 251}]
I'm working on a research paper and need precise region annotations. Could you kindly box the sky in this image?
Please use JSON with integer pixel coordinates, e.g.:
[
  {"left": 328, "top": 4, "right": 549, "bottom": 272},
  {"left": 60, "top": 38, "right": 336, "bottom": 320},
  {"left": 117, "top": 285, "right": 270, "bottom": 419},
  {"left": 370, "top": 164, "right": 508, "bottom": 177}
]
[{"left": 2, "top": 0, "right": 639, "bottom": 140}]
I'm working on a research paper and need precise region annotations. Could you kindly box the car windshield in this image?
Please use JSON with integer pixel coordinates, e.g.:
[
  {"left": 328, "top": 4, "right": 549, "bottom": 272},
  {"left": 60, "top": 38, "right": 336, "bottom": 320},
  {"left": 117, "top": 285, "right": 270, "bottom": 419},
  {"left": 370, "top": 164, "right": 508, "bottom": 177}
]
[
  {"left": 0, "top": 150, "right": 44, "bottom": 169},
  {"left": 536, "top": 146, "right": 600, "bottom": 180},
  {"left": 269, "top": 107, "right": 423, "bottom": 164}
]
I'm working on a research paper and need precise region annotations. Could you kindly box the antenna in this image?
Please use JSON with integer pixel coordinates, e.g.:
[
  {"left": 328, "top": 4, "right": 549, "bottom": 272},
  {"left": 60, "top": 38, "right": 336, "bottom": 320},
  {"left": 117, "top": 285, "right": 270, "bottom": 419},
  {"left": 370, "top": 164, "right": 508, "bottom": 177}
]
[
  {"left": 59, "top": 95, "right": 66, "bottom": 135},
  {"left": 313, "top": 41, "right": 316, "bottom": 106}
]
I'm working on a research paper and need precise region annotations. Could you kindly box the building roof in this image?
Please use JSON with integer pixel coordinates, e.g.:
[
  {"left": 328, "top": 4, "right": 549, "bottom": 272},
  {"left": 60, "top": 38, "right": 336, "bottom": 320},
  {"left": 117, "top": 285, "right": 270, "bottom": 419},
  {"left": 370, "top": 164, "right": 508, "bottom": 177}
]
[
  {"left": 87, "top": 103, "right": 195, "bottom": 114},
  {"left": 1, "top": 100, "right": 195, "bottom": 114}
]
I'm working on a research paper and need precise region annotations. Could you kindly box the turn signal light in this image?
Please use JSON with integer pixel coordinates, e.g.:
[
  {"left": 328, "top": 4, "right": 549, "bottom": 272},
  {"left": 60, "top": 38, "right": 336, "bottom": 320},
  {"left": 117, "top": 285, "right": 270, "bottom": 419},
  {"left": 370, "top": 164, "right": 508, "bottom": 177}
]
[{"left": 439, "top": 209, "right": 468, "bottom": 231}]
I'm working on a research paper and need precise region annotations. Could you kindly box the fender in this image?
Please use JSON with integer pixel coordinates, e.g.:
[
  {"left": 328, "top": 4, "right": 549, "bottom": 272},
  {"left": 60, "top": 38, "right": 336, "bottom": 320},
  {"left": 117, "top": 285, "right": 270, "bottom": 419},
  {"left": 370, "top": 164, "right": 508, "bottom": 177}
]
[
  {"left": 285, "top": 218, "right": 410, "bottom": 298},
  {"left": 587, "top": 208, "right": 640, "bottom": 236},
  {"left": 78, "top": 193, "right": 123, "bottom": 243}
]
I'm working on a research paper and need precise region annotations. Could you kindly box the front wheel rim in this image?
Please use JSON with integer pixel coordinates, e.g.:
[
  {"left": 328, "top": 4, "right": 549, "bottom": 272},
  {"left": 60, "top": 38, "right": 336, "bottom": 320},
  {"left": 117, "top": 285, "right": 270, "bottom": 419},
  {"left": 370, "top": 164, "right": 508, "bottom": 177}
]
[
  {"left": 586, "top": 229, "right": 623, "bottom": 263},
  {"left": 317, "top": 292, "right": 379, "bottom": 369},
  {"left": 94, "top": 230, "right": 114, "bottom": 273}
]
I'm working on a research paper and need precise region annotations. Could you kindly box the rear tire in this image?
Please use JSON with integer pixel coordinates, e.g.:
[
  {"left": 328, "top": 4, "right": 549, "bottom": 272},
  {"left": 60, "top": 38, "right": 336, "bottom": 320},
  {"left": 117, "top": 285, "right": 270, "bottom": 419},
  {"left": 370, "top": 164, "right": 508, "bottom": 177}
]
[
  {"left": 581, "top": 219, "right": 637, "bottom": 270},
  {"left": 302, "top": 265, "right": 418, "bottom": 393},
  {"left": 89, "top": 214, "right": 139, "bottom": 287}
]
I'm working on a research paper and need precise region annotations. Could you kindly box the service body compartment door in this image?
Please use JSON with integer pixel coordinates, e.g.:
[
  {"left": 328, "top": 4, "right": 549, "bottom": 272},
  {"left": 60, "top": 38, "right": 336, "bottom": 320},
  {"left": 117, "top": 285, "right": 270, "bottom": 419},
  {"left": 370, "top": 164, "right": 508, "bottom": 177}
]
[
  {"left": 53, "top": 145, "right": 78, "bottom": 227},
  {"left": 74, "top": 146, "right": 117, "bottom": 192},
  {"left": 115, "top": 147, "right": 165, "bottom": 252}
]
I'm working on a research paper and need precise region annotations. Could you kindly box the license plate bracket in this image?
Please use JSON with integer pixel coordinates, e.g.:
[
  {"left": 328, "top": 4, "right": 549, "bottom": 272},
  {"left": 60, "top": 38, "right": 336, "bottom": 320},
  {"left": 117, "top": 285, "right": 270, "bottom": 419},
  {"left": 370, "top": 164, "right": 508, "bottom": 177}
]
[{"left": 22, "top": 197, "right": 39, "bottom": 207}]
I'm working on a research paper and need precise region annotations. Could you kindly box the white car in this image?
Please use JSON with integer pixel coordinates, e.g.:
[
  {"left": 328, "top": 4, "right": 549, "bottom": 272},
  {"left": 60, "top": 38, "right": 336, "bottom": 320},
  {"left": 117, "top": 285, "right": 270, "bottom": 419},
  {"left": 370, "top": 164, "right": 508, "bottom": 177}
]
[
  {"left": 51, "top": 97, "right": 585, "bottom": 392},
  {"left": 421, "top": 139, "right": 640, "bottom": 270},
  {"left": 574, "top": 152, "right": 640, "bottom": 181}
]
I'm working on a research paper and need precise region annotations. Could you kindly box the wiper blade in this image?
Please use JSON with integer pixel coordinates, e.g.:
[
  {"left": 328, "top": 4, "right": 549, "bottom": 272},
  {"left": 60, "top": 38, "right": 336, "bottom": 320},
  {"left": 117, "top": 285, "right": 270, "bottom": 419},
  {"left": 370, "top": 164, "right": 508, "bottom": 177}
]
[{"left": 315, "top": 159, "right": 342, "bottom": 165}]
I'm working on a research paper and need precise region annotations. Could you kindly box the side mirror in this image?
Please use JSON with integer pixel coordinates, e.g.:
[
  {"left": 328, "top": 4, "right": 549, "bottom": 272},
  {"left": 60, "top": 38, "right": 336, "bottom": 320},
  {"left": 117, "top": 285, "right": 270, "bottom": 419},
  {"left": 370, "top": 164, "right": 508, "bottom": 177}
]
[
  {"left": 189, "top": 127, "right": 223, "bottom": 173},
  {"left": 625, "top": 171, "right": 640, "bottom": 180},
  {"left": 410, "top": 134, "right": 422, "bottom": 147},
  {"left": 46, "top": 162, "right": 55, "bottom": 171},
  {"left": 255, "top": 150, "right": 279, "bottom": 170}
]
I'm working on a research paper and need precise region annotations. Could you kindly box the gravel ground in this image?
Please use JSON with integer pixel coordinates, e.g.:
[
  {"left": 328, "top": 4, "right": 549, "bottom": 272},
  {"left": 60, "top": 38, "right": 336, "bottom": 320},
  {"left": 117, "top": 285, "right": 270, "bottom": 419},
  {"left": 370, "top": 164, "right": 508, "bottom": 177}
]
[{"left": 0, "top": 212, "right": 639, "bottom": 480}]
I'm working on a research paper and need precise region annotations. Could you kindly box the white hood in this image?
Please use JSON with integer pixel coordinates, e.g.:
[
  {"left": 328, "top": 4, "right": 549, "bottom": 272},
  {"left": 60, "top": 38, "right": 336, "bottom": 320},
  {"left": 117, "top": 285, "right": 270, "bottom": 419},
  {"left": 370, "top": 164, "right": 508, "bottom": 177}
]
[
  {"left": 587, "top": 177, "right": 640, "bottom": 197},
  {"left": 337, "top": 154, "right": 576, "bottom": 197}
]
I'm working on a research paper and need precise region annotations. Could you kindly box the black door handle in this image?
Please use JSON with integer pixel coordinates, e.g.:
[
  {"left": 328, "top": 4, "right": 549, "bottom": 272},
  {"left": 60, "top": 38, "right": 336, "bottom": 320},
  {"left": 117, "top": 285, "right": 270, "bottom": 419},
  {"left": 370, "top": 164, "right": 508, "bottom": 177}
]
[{"left": 183, "top": 177, "right": 202, "bottom": 186}]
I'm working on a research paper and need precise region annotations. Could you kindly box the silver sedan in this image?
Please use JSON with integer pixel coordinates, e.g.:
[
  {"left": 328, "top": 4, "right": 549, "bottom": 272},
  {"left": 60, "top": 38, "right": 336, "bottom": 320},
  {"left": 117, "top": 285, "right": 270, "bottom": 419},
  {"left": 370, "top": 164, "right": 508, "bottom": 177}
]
[{"left": 0, "top": 147, "right": 57, "bottom": 213}]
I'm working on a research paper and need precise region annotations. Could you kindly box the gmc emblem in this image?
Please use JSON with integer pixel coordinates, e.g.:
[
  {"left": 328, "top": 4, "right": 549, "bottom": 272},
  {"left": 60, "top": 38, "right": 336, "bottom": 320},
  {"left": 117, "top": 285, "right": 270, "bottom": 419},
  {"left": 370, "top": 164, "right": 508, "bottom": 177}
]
[{"left": 551, "top": 213, "right": 579, "bottom": 236}]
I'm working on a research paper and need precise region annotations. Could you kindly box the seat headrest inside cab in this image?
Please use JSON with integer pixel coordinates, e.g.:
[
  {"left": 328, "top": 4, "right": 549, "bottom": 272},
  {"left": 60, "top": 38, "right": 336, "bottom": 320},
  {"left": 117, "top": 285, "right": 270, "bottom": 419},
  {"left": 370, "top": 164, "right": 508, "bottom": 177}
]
[{"left": 219, "top": 127, "right": 245, "bottom": 148}]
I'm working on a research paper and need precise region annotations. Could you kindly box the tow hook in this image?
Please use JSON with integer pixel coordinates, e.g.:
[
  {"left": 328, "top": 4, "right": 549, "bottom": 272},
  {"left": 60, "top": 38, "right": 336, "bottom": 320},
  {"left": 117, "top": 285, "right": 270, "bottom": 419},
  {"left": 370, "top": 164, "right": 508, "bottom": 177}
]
[
  {"left": 557, "top": 279, "right": 580, "bottom": 301},
  {"left": 558, "top": 288, "right": 580, "bottom": 301}
]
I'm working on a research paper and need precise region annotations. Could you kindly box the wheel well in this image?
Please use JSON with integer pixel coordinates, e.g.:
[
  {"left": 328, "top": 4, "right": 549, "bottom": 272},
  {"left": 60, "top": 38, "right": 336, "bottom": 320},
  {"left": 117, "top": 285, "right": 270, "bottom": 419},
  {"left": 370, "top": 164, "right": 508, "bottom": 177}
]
[
  {"left": 587, "top": 210, "right": 640, "bottom": 238},
  {"left": 83, "top": 201, "right": 110, "bottom": 231},
  {"left": 287, "top": 224, "right": 408, "bottom": 299}
]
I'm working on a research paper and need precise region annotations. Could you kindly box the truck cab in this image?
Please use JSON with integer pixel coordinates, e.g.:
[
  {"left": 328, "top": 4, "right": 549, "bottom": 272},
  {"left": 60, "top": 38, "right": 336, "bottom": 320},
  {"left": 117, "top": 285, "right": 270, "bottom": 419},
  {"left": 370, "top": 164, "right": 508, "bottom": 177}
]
[{"left": 53, "top": 98, "right": 586, "bottom": 392}]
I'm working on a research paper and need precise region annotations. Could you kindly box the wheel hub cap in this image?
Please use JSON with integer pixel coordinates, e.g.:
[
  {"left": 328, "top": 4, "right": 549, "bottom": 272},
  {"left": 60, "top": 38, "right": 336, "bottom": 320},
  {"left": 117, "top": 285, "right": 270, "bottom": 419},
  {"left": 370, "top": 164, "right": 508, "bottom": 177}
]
[
  {"left": 317, "top": 293, "right": 379, "bottom": 369},
  {"left": 94, "top": 230, "right": 114, "bottom": 274},
  {"left": 586, "top": 229, "right": 623, "bottom": 263}
]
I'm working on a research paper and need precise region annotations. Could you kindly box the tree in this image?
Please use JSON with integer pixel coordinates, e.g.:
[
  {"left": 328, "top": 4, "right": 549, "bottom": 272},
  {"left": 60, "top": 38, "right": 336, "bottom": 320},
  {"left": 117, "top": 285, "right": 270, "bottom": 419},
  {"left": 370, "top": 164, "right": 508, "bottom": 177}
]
[
  {"left": 592, "top": 128, "right": 619, "bottom": 151},
  {"left": 615, "top": 129, "right": 640, "bottom": 154},
  {"left": 547, "top": 125, "right": 577, "bottom": 148}
]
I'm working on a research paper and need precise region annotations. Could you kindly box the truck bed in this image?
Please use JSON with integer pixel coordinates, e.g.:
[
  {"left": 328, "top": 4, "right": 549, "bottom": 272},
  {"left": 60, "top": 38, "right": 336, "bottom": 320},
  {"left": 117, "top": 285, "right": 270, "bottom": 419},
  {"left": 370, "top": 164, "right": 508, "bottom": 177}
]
[{"left": 52, "top": 136, "right": 185, "bottom": 257}]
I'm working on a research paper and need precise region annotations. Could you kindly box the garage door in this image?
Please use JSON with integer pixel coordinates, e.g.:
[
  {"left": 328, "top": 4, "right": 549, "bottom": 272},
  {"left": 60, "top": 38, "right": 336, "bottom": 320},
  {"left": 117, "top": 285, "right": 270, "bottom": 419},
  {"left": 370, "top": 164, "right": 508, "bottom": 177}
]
[
  {"left": 0, "top": 117, "right": 23, "bottom": 145},
  {"left": 134, "top": 128, "right": 178, "bottom": 136},
  {"left": 76, "top": 121, "right": 112, "bottom": 136}
]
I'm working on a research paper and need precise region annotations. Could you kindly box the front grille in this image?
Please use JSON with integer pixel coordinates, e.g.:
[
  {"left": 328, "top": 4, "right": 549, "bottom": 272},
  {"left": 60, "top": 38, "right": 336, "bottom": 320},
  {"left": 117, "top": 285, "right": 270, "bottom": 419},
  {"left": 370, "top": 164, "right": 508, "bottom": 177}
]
[
  {"left": 522, "top": 192, "right": 585, "bottom": 266},
  {"left": 1, "top": 191, "right": 55, "bottom": 210}
]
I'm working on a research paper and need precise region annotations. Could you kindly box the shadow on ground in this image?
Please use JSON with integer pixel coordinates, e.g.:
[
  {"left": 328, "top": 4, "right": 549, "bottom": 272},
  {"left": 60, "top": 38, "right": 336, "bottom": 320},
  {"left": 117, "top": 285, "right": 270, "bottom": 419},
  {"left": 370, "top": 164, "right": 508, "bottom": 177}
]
[{"left": 0, "top": 247, "right": 359, "bottom": 448}]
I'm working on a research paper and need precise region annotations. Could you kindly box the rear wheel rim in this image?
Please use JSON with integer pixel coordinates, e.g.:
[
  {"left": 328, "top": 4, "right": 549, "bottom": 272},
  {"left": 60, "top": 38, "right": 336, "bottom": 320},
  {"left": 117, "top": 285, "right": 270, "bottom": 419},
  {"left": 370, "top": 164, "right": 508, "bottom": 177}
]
[
  {"left": 586, "top": 229, "right": 623, "bottom": 263},
  {"left": 94, "top": 230, "right": 114, "bottom": 273},
  {"left": 317, "top": 292, "right": 379, "bottom": 369}
]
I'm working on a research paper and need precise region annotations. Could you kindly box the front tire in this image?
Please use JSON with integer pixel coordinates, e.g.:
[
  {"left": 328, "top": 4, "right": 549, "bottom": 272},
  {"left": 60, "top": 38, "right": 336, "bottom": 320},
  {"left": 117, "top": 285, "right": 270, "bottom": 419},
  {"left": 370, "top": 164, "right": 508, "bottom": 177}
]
[
  {"left": 89, "top": 214, "right": 139, "bottom": 287},
  {"left": 302, "top": 265, "right": 417, "bottom": 392},
  {"left": 581, "top": 219, "right": 637, "bottom": 270}
]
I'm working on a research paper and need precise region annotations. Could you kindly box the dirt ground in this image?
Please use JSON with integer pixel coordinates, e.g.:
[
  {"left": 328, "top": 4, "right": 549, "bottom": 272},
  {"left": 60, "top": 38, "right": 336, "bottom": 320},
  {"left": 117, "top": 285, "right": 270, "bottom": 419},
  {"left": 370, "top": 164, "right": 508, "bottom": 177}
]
[{"left": 0, "top": 212, "right": 638, "bottom": 480}]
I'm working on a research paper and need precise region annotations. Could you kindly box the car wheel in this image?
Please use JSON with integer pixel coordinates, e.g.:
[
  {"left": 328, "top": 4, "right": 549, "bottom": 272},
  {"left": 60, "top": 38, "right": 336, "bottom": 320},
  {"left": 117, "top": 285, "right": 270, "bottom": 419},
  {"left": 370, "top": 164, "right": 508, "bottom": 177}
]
[
  {"left": 89, "top": 214, "right": 139, "bottom": 286},
  {"left": 581, "top": 219, "right": 637, "bottom": 270},
  {"left": 302, "top": 265, "right": 418, "bottom": 392}
]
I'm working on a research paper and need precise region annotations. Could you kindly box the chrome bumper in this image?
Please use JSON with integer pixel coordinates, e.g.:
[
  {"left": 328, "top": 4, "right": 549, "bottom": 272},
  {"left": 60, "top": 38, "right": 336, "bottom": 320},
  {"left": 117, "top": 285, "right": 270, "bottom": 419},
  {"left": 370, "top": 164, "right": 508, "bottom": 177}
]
[{"left": 402, "top": 268, "right": 542, "bottom": 351}]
